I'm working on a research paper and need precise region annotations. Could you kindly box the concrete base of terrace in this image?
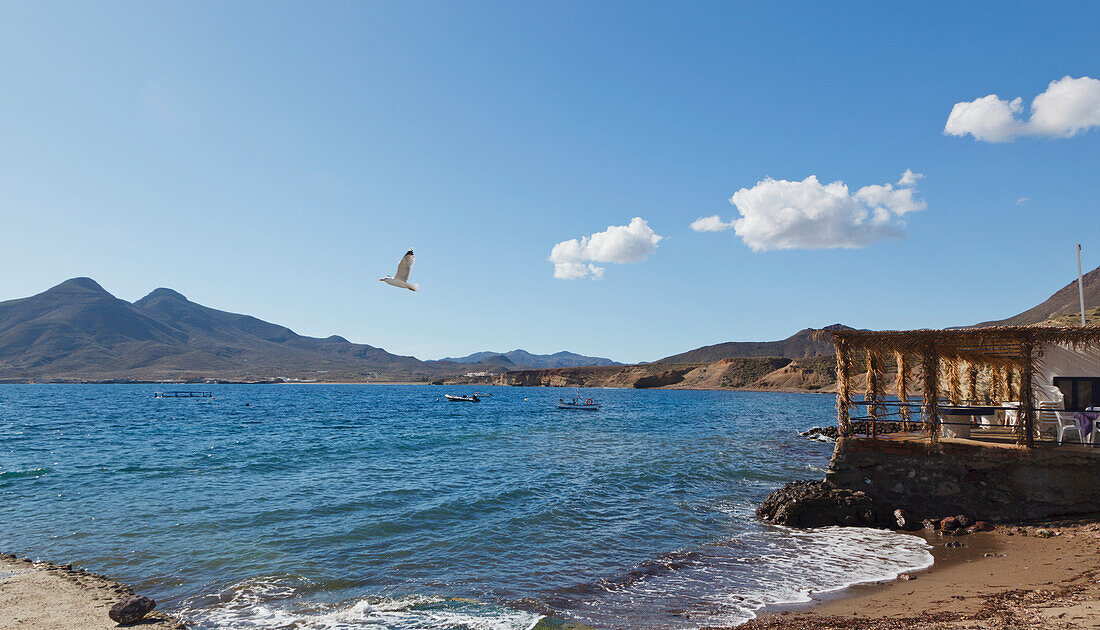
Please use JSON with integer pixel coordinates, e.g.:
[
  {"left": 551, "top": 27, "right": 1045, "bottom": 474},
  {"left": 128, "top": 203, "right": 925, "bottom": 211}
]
[{"left": 825, "top": 431, "right": 1100, "bottom": 523}]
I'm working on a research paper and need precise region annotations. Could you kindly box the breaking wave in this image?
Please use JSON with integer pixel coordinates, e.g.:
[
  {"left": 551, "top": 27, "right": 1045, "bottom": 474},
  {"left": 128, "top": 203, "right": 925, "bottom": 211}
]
[{"left": 177, "top": 576, "right": 543, "bottom": 630}]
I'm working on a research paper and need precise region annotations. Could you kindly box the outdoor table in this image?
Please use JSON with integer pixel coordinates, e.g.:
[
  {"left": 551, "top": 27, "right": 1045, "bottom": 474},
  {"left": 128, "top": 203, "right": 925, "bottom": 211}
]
[
  {"left": 939, "top": 406, "right": 996, "bottom": 438},
  {"left": 1074, "top": 407, "right": 1100, "bottom": 445}
]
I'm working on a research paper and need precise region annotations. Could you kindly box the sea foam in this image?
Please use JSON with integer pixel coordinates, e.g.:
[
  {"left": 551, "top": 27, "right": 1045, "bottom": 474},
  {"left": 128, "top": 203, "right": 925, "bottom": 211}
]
[
  {"left": 178, "top": 576, "right": 543, "bottom": 630},
  {"left": 542, "top": 525, "right": 933, "bottom": 629}
]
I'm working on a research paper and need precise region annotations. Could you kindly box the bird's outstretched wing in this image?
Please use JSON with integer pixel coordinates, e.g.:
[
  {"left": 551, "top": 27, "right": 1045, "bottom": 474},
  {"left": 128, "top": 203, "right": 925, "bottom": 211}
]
[{"left": 394, "top": 249, "right": 414, "bottom": 282}]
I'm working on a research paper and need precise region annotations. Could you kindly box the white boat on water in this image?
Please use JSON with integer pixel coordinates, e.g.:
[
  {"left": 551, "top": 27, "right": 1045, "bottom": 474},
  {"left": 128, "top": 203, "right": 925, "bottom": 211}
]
[
  {"left": 445, "top": 394, "right": 480, "bottom": 402},
  {"left": 558, "top": 390, "right": 599, "bottom": 410},
  {"left": 558, "top": 401, "right": 599, "bottom": 410}
]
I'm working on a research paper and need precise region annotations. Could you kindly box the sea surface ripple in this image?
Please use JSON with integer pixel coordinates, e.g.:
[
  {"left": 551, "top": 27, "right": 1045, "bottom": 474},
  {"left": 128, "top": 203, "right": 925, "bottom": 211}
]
[{"left": 0, "top": 384, "right": 931, "bottom": 629}]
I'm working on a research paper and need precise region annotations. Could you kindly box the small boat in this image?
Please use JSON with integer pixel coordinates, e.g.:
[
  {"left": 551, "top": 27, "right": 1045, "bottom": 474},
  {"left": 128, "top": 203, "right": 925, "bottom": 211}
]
[
  {"left": 557, "top": 390, "right": 599, "bottom": 410},
  {"left": 558, "top": 400, "right": 599, "bottom": 410},
  {"left": 445, "top": 394, "right": 480, "bottom": 402},
  {"left": 154, "top": 391, "right": 213, "bottom": 398}
]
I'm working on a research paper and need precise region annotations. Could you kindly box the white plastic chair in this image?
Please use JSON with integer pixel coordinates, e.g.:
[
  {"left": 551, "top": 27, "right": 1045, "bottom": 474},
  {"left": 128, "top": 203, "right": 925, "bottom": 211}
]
[
  {"left": 1055, "top": 410, "right": 1085, "bottom": 445},
  {"left": 1036, "top": 400, "right": 1060, "bottom": 438}
]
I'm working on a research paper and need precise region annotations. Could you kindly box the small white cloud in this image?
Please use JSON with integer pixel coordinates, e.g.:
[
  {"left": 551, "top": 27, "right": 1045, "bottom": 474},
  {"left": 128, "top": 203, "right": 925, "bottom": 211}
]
[
  {"left": 945, "top": 76, "right": 1100, "bottom": 142},
  {"left": 694, "top": 172, "right": 926, "bottom": 252},
  {"left": 897, "top": 169, "right": 924, "bottom": 187},
  {"left": 549, "top": 217, "right": 663, "bottom": 279},
  {"left": 689, "top": 215, "right": 735, "bottom": 232},
  {"left": 1016, "top": 197, "right": 1029, "bottom": 206},
  {"left": 944, "top": 95, "right": 1025, "bottom": 142}
]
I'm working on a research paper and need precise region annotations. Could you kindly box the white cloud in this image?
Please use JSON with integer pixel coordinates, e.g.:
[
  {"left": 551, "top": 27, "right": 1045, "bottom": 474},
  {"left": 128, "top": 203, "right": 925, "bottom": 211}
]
[
  {"left": 693, "top": 172, "right": 926, "bottom": 252},
  {"left": 897, "top": 169, "right": 923, "bottom": 187},
  {"left": 945, "top": 76, "right": 1100, "bottom": 142},
  {"left": 689, "top": 215, "right": 735, "bottom": 232},
  {"left": 549, "top": 217, "right": 663, "bottom": 279},
  {"left": 1016, "top": 197, "right": 1029, "bottom": 206}
]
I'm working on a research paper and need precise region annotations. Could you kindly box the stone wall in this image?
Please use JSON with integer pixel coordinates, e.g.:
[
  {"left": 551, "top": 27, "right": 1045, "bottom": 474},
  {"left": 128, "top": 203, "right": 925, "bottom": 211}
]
[{"left": 825, "top": 437, "right": 1100, "bottom": 523}]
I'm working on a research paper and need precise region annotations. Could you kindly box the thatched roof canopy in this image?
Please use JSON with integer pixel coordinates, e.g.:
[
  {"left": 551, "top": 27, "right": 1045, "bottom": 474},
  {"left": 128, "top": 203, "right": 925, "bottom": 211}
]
[{"left": 825, "top": 326, "right": 1100, "bottom": 367}]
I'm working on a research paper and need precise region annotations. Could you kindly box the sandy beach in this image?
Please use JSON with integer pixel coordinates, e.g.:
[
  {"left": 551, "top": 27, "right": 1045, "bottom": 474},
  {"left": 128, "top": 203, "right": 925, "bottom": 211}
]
[
  {"left": 0, "top": 554, "right": 182, "bottom": 629},
  {"left": 723, "top": 518, "right": 1100, "bottom": 630}
]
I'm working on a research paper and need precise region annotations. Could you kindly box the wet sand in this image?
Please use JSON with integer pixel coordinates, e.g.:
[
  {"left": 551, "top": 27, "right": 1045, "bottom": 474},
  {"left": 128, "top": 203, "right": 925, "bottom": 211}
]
[
  {"left": 0, "top": 554, "right": 182, "bottom": 629},
  {"left": 720, "top": 519, "right": 1100, "bottom": 629}
]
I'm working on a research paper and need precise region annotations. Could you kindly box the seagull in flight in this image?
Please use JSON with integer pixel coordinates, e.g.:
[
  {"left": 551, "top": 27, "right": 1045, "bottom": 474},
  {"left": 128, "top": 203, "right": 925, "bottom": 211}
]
[{"left": 381, "top": 249, "right": 418, "bottom": 291}]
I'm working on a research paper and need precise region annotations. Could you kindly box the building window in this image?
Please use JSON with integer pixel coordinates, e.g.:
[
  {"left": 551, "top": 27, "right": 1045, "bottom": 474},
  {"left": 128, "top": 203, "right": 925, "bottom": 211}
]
[{"left": 1053, "top": 377, "right": 1100, "bottom": 411}]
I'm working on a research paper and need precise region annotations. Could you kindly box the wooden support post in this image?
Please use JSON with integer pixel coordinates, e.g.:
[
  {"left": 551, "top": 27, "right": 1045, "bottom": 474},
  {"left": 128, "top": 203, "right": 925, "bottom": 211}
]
[
  {"left": 866, "top": 352, "right": 883, "bottom": 438},
  {"left": 921, "top": 343, "right": 939, "bottom": 442},
  {"left": 1020, "top": 340, "right": 1035, "bottom": 448},
  {"left": 896, "top": 351, "right": 911, "bottom": 431},
  {"left": 835, "top": 339, "right": 853, "bottom": 437}
]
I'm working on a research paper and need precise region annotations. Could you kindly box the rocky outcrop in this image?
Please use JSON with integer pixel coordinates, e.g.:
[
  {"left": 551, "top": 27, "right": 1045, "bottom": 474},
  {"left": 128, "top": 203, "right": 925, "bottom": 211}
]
[
  {"left": 632, "top": 368, "right": 692, "bottom": 388},
  {"left": 801, "top": 421, "right": 907, "bottom": 441},
  {"left": 756, "top": 480, "right": 876, "bottom": 527}
]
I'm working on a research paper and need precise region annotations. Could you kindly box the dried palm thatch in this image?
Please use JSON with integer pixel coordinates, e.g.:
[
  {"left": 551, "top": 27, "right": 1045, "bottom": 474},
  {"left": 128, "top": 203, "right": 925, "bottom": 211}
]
[
  {"left": 865, "top": 352, "right": 884, "bottom": 427},
  {"left": 990, "top": 365, "right": 1003, "bottom": 402},
  {"left": 944, "top": 357, "right": 962, "bottom": 405},
  {"left": 895, "top": 351, "right": 911, "bottom": 430},
  {"left": 835, "top": 339, "right": 853, "bottom": 436},
  {"left": 1006, "top": 367, "right": 1017, "bottom": 401},
  {"left": 825, "top": 326, "right": 1100, "bottom": 363},
  {"left": 920, "top": 344, "right": 939, "bottom": 440},
  {"left": 966, "top": 363, "right": 980, "bottom": 404}
]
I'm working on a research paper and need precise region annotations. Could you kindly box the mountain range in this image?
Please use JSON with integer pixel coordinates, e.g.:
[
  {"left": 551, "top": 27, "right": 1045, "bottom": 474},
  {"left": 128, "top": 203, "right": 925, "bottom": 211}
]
[
  {"left": 0, "top": 278, "right": 434, "bottom": 382},
  {"left": 440, "top": 349, "right": 621, "bottom": 369},
  {"left": 0, "top": 278, "right": 622, "bottom": 382},
  {"left": 974, "top": 264, "right": 1100, "bottom": 327},
  {"left": 655, "top": 325, "right": 847, "bottom": 363},
  {"left": 2, "top": 265, "right": 1099, "bottom": 383}
]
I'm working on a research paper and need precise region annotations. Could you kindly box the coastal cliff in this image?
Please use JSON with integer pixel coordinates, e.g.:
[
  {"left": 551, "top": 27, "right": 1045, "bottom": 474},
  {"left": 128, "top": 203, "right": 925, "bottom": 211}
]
[{"left": 443, "top": 356, "right": 839, "bottom": 391}]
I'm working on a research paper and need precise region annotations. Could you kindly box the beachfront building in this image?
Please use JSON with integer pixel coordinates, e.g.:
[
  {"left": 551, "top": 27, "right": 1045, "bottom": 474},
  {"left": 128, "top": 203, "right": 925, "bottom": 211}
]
[
  {"left": 829, "top": 326, "right": 1100, "bottom": 447},
  {"left": 820, "top": 326, "right": 1100, "bottom": 522}
]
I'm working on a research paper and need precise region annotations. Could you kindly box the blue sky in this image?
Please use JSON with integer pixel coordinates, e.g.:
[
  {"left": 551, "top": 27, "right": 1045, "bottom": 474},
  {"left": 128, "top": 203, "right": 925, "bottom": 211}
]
[{"left": 1, "top": 2, "right": 1099, "bottom": 363}]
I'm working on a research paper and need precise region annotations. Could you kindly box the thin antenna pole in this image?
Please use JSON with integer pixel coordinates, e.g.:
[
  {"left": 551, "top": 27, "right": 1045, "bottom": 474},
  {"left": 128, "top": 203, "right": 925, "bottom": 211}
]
[{"left": 1078, "top": 243, "right": 1086, "bottom": 327}]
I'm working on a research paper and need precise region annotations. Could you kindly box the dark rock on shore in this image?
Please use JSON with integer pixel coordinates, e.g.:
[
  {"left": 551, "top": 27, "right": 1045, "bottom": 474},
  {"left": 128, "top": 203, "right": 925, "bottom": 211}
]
[
  {"left": 757, "top": 480, "right": 875, "bottom": 527},
  {"left": 800, "top": 426, "right": 840, "bottom": 440},
  {"left": 801, "top": 421, "right": 908, "bottom": 442},
  {"left": 968, "top": 520, "right": 992, "bottom": 533},
  {"left": 893, "top": 508, "right": 917, "bottom": 530},
  {"left": 109, "top": 595, "right": 156, "bottom": 625}
]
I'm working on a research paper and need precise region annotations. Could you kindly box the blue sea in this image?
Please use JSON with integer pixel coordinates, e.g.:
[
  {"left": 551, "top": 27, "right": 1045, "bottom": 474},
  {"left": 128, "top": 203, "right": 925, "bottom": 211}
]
[{"left": 0, "top": 385, "right": 931, "bottom": 629}]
